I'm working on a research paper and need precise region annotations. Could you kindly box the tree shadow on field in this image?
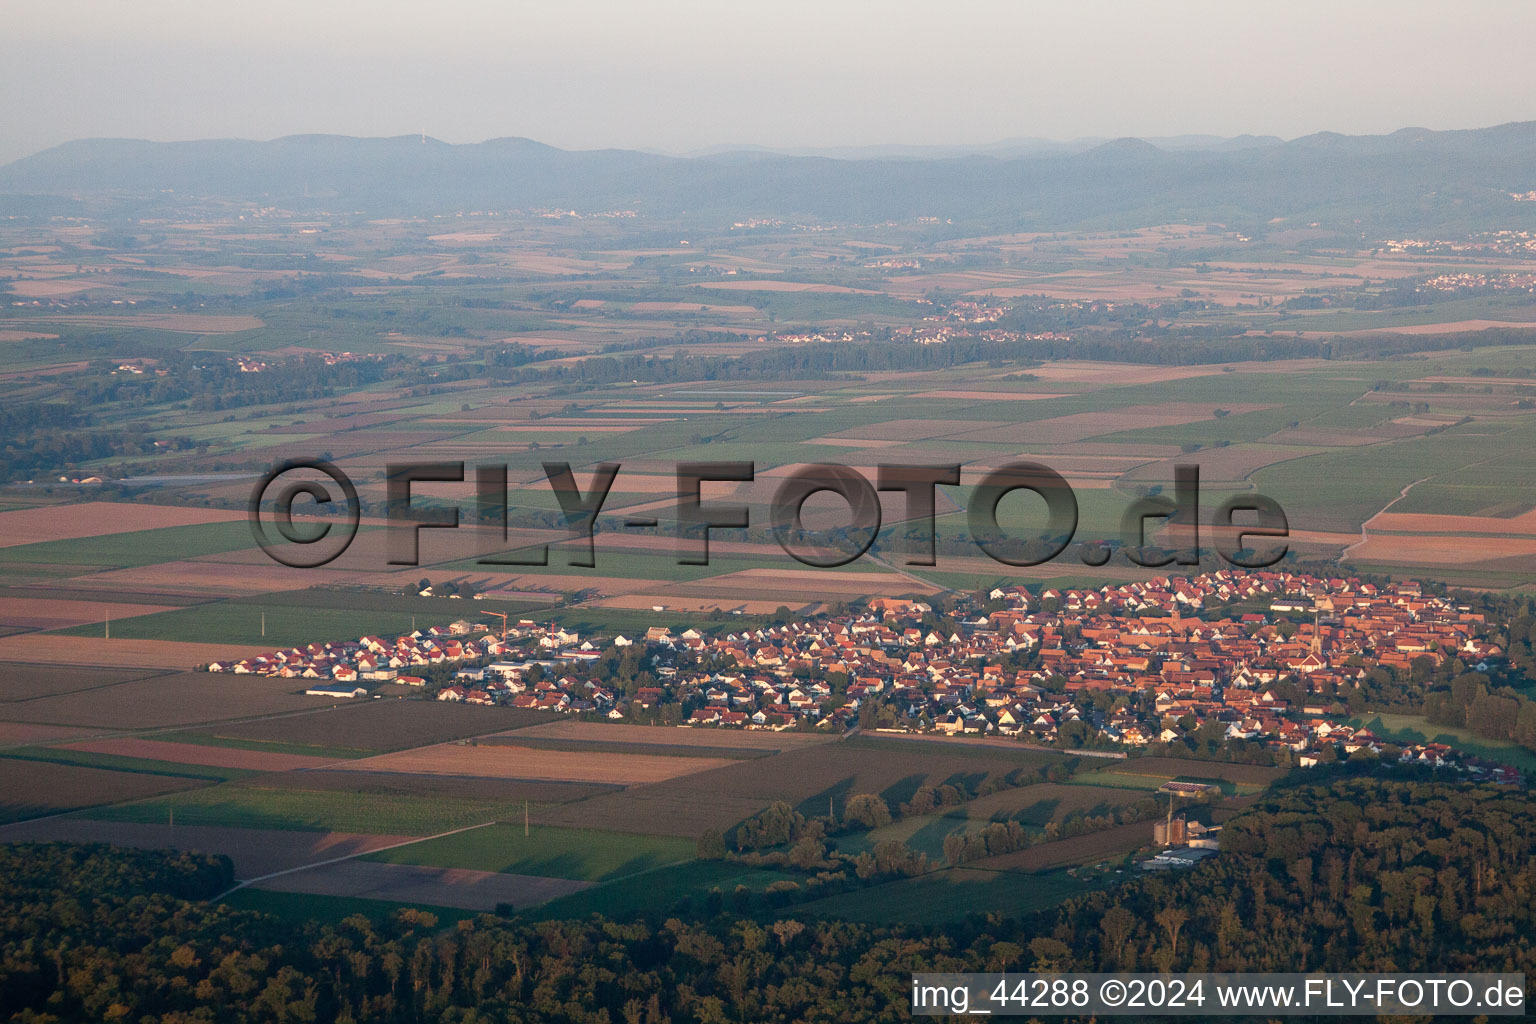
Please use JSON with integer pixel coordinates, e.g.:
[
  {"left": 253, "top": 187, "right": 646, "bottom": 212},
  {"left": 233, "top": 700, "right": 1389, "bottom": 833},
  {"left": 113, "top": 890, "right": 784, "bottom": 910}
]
[
  {"left": 797, "top": 776, "right": 856, "bottom": 818},
  {"left": 941, "top": 771, "right": 988, "bottom": 795},
  {"left": 878, "top": 773, "right": 928, "bottom": 809}
]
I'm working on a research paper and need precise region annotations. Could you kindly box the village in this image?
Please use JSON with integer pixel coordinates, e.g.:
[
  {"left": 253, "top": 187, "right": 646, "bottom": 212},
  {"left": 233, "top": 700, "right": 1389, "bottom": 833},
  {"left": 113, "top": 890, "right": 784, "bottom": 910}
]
[{"left": 202, "top": 569, "right": 1524, "bottom": 783}]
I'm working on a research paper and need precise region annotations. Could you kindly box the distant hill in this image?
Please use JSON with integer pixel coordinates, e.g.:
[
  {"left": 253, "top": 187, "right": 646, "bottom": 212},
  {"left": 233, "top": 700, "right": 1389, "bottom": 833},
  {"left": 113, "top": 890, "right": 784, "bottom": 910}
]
[{"left": 4, "top": 123, "right": 1536, "bottom": 235}]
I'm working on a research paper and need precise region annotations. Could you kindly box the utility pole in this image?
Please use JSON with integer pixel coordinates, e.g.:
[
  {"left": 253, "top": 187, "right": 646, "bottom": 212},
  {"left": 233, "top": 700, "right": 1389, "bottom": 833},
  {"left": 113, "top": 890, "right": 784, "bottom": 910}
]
[{"left": 524, "top": 800, "right": 529, "bottom": 838}]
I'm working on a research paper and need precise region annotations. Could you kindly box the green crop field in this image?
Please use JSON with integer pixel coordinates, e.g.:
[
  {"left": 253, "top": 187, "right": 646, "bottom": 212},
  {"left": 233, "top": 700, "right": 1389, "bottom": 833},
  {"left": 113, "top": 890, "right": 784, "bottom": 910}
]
[
  {"left": 1351, "top": 714, "right": 1536, "bottom": 774},
  {"left": 363, "top": 824, "right": 695, "bottom": 882},
  {"left": 153, "top": 731, "right": 370, "bottom": 760},
  {"left": 2, "top": 747, "right": 251, "bottom": 783},
  {"left": 0, "top": 520, "right": 258, "bottom": 570},
  {"left": 82, "top": 783, "right": 531, "bottom": 834}
]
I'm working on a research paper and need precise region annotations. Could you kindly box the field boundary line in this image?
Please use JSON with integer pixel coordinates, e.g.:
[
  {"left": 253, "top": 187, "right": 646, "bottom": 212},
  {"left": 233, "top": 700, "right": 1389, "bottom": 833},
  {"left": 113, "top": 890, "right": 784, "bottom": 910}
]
[{"left": 211, "top": 819, "right": 498, "bottom": 901}]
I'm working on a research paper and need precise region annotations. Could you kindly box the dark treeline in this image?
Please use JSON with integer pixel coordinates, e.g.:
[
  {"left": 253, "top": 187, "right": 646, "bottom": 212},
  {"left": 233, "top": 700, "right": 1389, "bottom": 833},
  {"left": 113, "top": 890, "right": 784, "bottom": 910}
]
[{"left": 3, "top": 777, "right": 1532, "bottom": 1022}]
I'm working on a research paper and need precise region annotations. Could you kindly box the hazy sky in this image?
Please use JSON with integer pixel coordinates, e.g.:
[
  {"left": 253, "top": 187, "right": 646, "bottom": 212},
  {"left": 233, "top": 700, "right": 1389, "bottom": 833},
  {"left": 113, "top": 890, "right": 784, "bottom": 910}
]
[{"left": 4, "top": 0, "right": 1535, "bottom": 165}]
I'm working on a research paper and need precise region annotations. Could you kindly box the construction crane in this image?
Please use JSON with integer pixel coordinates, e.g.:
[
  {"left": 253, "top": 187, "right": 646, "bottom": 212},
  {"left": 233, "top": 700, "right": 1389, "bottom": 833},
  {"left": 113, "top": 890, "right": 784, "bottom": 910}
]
[{"left": 485, "top": 611, "right": 508, "bottom": 640}]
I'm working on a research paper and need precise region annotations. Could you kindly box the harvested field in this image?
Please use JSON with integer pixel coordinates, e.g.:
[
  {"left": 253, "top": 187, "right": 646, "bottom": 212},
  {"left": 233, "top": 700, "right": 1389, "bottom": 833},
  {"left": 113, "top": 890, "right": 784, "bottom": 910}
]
[
  {"left": 250, "top": 860, "right": 591, "bottom": 911},
  {"left": 0, "top": 818, "right": 413, "bottom": 878},
  {"left": 0, "top": 759, "right": 207, "bottom": 823},
  {"left": 0, "top": 663, "right": 162, "bottom": 702},
  {"left": 0, "top": 502, "right": 245, "bottom": 548},
  {"left": 0, "top": 671, "right": 314, "bottom": 728},
  {"left": 189, "top": 701, "right": 551, "bottom": 752},
  {"left": 0, "top": 722, "right": 103, "bottom": 745},
  {"left": 509, "top": 720, "right": 833, "bottom": 750},
  {"left": 347, "top": 743, "right": 733, "bottom": 783},
  {"left": 61, "top": 738, "right": 337, "bottom": 772},
  {"left": 969, "top": 820, "right": 1152, "bottom": 872}
]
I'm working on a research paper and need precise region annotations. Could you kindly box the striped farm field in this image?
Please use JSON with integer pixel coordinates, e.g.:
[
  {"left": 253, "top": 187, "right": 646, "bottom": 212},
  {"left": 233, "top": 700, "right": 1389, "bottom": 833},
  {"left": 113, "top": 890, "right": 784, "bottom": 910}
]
[
  {"left": 506, "top": 720, "right": 834, "bottom": 750},
  {"left": 61, "top": 737, "right": 337, "bottom": 772},
  {"left": 344, "top": 742, "right": 735, "bottom": 783}
]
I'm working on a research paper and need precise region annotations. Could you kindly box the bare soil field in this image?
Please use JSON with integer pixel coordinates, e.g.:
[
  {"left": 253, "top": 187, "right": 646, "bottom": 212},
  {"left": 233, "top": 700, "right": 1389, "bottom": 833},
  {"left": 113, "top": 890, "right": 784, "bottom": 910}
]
[
  {"left": 0, "top": 502, "right": 246, "bottom": 548},
  {"left": 0, "top": 596, "right": 180, "bottom": 631},
  {"left": 1351, "top": 534, "right": 1536, "bottom": 565},
  {"left": 62, "top": 737, "right": 337, "bottom": 772},
  {"left": 187, "top": 701, "right": 550, "bottom": 752},
  {"left": 86, "top": 560, "right": 367, "bottom": 597},
  {"left": 251, "top": 859, "right": 592, "bottom": 910},
  {"left": 0, "top": 818, "right": 413, "bottom": 877},
  {"left": 347, "top": 743, "right": 734, "bottom": 784},
  {"left": 0, "top": 636, "right": 272, "bottom": 670},
  {"left": 1368, "top": 509, "right": 1536, "bottom": 535},
  {"left": 0, "top": 760, "right": 208, "bottom": 823}
]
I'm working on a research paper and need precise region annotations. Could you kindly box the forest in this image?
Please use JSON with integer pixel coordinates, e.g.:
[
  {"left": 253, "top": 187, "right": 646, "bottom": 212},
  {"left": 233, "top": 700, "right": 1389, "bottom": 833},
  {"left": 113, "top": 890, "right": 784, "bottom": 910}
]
[{"left": 2, "top": 776, "right": 1531, "bottom": 1023}]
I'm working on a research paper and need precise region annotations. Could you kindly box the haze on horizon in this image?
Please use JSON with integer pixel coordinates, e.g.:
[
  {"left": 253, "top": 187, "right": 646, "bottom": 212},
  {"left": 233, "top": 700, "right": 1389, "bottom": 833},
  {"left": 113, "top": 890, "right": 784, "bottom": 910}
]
[{"left": 3, "top": 0, "right": 1535, "bottom": 167}]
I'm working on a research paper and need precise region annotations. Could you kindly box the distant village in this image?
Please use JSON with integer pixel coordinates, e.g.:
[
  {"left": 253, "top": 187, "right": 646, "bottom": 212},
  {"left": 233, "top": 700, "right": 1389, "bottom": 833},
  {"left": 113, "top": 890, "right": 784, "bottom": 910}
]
[{"left": 205, "top": 570, "right": 1522, "bottom": 784}]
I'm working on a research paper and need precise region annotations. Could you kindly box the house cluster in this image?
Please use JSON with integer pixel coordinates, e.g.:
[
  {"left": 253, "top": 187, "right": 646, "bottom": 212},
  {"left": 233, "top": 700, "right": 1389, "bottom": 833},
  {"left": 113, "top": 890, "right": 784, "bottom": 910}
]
[
  {"left": 638, "top": 572, "right": 1514, "bottom": 776},
  {"left": 206, "top": 570, "right": 1520, "bottom": 779},
  {"left": 1416, "top": 270, "right": 1536, "bottom": 295}
]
